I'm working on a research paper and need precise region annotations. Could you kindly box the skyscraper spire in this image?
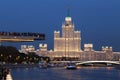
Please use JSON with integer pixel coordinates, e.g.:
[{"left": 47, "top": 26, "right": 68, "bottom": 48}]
[
  {"left": 67, "top": 6, "right": 70, "bottom": 17},
  {"left": 65, "top": 6, "right": 72, "bottom": 23}
]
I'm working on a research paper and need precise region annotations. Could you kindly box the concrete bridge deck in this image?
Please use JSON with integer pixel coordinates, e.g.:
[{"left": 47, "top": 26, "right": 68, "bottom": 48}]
[{"left": 51, "top": 61, "right": 120, "bottom": 65}]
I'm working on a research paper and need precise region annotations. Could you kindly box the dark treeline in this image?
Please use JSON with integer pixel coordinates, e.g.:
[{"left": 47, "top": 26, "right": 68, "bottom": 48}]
[{"left": 0, "top": 45, "right": 50, "bottom": 64}]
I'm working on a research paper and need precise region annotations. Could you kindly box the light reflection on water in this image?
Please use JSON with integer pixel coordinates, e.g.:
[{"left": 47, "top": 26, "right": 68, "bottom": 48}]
[{"left": 11, "top": 67, "right": 120, "bottom": 80}]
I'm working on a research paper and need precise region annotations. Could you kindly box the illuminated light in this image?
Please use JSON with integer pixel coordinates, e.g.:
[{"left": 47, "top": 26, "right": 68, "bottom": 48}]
[
  {"left": 14, "top": 36, "right": 17, "bottom": 38},
  {"left": 65, "top": 17, "right": 72, "bottom": 22},
  {"left": 39, "top": 43, "right": 48, "bottom": 51},
  {"left": 50, "top": 49, "right": 53, "bottom": 52},
  {"left": 84, "top": 44, "right": 93, "bottom": 48},
  {"left": 106, "top": 46, "right": 108, "bottom": 49},
  {"left": 77, "top": 66, "right": 81, "bottom": 69},
  {"left": 54, "top": 31, "right": 60, "bottom": 33},
  {"left": 74, "top": 31, "right": 80, "bottom": 33},
  {"left": 110, "top": 46, "right": 112, "bottom": 49}
]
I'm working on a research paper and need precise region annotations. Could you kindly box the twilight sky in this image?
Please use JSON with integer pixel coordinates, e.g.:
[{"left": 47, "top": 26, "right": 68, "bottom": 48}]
[{"left": 0, "top": 0, "right": 120, "bottom": 51}]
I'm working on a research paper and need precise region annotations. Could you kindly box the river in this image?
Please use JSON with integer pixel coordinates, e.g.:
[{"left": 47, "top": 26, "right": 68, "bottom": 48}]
[{"left": 11, "top": 67, "right": 120, "bottom": 80}]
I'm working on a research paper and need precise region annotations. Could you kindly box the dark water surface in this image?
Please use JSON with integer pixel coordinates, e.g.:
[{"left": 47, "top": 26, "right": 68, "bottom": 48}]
[{"left": 11, "top": 67, "right": 120, "bottom": 80}]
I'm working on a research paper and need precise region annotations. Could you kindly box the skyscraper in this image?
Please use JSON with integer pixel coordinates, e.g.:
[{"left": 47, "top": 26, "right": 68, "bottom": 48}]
[{"left": 54, "top": 15, "right": 81, "bottom": 58}]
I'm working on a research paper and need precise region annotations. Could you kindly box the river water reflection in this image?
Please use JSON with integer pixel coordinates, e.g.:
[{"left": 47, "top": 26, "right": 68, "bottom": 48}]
[{"left": 11, "top": 67, "right": 120, "bottom": 80}]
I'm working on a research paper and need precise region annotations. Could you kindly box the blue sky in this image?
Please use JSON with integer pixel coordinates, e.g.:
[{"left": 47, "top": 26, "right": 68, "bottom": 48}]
[{"left": 0, "top": 0, "right": 120, "bottom": 51}]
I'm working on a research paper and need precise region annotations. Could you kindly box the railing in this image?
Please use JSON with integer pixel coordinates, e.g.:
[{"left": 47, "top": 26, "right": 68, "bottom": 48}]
[
  {"left": 51, "top": 60, "right": 120, "bottom": 65},
  {"left": 0, "top": 31, "right": 45, "bottom": 42}
]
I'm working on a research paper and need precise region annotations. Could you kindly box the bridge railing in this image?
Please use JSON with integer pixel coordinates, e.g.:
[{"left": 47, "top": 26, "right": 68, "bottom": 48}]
[
  {"left": 51, "top": 60, "right": 120, "bottom": 65},
  {"left": 0, "top": 31, "right": 45, "bottom": 41}
]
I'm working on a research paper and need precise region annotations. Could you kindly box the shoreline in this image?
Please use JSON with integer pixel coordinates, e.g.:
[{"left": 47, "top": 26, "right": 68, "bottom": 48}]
[
  {"left": 2, "top": 63, "right": 39, "bottom": 68},
  {"left": 1, "top": 63, "right": 119, "bottom": 69}
]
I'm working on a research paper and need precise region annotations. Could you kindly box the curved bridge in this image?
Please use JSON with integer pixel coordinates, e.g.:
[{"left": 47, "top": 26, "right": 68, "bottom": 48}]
[{"left": 76, "top": 61, "right": 120, "bottom": 65}]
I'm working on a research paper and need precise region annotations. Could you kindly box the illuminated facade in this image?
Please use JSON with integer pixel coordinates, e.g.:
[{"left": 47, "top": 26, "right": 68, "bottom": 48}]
[
  {"left": 19, "top": 15, "right": 120, "bottom": 61},
  {"left": 20, "top": 45, "right": 35, "bottom": 54},
  {"left": 37, "top": 44, "right": 48, "bottom": 56},
  {"left": 20, "top": 44, "right": 49, "bottom": 57},
  {"left": 54, "top": 16, "right": 81, "bottom": 58},
  {"left": 84, "top": 44, "right": 93, "bottom": 51},
  {"left": 39, "top": 44, "right": 47, "bottom": 51}
]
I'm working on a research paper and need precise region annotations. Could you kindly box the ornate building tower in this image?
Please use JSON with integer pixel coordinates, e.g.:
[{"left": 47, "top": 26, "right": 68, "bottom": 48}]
[{"left": 54, "top": 15, "right": 81, "bottom": 58}]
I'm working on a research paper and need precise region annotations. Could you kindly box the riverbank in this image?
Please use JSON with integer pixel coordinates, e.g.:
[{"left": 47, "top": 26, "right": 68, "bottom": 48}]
[
  {"left": 2, "top": 64, "right": 39, "bottom": 69},
  {"left": 1, "top": 62, "right": 120, "bottom": 69}
]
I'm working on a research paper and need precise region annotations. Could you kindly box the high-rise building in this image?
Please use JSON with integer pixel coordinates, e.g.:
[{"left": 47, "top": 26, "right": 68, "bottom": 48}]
[
  {"left": 18, "top": 14, "right": 120, "bottom": 61},
  {"left": 54, "top": 16, "right": 81, "bottom": 58}
]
